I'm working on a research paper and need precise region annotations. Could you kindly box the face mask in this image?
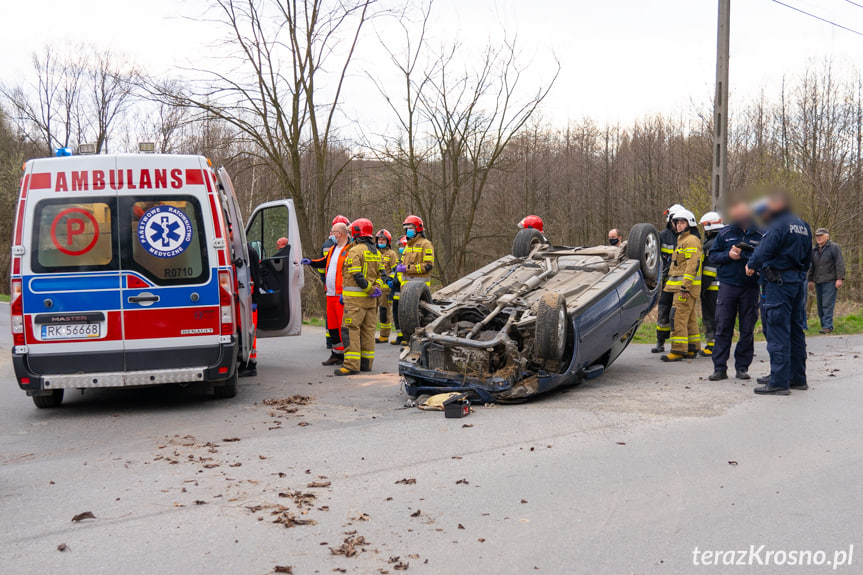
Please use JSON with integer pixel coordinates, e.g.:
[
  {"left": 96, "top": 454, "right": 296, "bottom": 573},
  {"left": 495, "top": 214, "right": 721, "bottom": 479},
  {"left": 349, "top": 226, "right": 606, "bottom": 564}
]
[
  {"left": 398, "top": 247, "right": 405, "bottom": 255},
  {"left": 609, "top": 238, "right": 619, "bottom": 246},
  {"left": 377, "top": 242, "right": 386, "bottom": 249},
  {"left": 406, "top": 229, "right": 416, "bottom": 239},
  {"left": 329, "top": 235, "right": 336, "bottom": 243}
]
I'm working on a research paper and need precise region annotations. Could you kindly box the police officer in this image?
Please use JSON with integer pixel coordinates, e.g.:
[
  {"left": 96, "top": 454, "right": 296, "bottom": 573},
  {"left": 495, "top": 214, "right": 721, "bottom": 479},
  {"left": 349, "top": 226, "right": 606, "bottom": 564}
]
[
  {"left": 706, "top": 201, "right": 763, "bottom": 381},
  {"left": 390, "top": 235, "right": 408, "bottom": 345},
  {"left": 661, "top": 209, "right": 703, "bottom": 362},
  {"left": 746, "top": 193, "right": 812, "bottom": 395},
  {"left": 335, "top": 218, "right": 382, "bottom": 376},
  {"left": 375, "top": 229, "right": 398, "bottom": 343},
  {"left": 394, "top": 215, "right": 434, "bottom": 343},
  {"left": 698, "top": 211, "right": 724, "bottom": 357},
  {"left": 653, "top": 204, "right": 685, "bottom": 353}
]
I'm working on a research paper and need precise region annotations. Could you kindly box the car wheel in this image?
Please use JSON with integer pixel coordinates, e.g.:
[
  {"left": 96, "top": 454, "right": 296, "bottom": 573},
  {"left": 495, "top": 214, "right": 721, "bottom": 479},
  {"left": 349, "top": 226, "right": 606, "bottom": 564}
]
[
  {"left": 398, "top": 280, "right": 432, "bottom": 340},
  {"left": 32, "top": 389, "right": 64, "bottom": 409},
  {"left": 535, "top": 292, "right": 567, "bottom": 362},
  {"left": 213, "top": 371, "right": 238, "bottom": 399},
  {"left": 512, "top": 228, "right": 546, "bottom": 258},
  {"left": 626, "top": 223, "right": 660, "bottom": 288}
]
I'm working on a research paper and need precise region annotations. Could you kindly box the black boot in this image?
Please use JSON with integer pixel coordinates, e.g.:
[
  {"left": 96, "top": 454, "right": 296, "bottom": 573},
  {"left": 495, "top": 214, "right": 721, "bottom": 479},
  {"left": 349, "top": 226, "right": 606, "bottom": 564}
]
[
  {"left": 756, "top": 374, "right": 771, "bottom": 385},
  {"left": 238, "top": 361, "right": 257, "bottom": 378},
  {"left": 360, "top": 358, "right": 372, "bottom": 372},
  {"left": 708, "top": 370, "right": 727, "bottom": 381},
  {"left": 754, "top": 385, "right": 790, "bottom": 396},
  {"left": 735, "top": 369, "right": 751, "bottom": 380},
  {"left": 321, "top": 352, "right": 343, "bottom": 366}
]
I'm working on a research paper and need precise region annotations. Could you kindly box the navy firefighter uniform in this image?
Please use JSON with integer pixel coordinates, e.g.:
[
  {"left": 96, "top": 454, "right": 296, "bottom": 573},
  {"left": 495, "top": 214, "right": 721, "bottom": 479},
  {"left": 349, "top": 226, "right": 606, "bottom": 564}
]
[
  {"left": 747, "top": 209, "right": 812, "bottom": 393},
  {"left": 653, "top": 204, "right": 685, "bottom": 353}
]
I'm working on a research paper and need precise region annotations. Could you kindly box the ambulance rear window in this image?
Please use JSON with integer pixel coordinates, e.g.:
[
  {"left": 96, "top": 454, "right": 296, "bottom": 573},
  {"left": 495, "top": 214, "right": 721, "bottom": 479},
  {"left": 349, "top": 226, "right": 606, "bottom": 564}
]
[
  {"left": 126, "top": 197, "right": 208, "bottom": 285},
  {"left": 32, "top": 200, "right": 117, "bottom": 272}
]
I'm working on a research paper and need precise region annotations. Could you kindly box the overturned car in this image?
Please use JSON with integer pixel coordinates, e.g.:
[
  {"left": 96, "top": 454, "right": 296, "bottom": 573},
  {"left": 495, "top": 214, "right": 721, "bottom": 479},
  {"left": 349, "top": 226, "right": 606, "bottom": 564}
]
[{"left": 397, "top": 224, "right": 661, "bottom": 403}]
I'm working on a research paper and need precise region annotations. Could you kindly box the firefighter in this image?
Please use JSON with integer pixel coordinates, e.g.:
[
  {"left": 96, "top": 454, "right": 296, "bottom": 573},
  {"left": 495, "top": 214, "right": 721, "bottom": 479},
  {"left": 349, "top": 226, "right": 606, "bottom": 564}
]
[
  {"left": 320, "top": 215, "right": 350, "bottom": 349},
  {"left": 661, "top": 209, "right": 703, "bottom": 362},
  {"left": 393, "top": 216, "right": 434, "bottom": 344},
  {"left": 390, "top": 235, "right": 409, "bottom": 345},
  {"left": 653, "top": 204, "right": 685, "bottom": 353},
  {"left": 335, "top": 218, "right": 382, "bottom": 376},
  {"left": 698, "top": 211, "right": 725, "bottom": 357},
  {"left": 375, "top": 229, "right": 398, "bottom": 343}
]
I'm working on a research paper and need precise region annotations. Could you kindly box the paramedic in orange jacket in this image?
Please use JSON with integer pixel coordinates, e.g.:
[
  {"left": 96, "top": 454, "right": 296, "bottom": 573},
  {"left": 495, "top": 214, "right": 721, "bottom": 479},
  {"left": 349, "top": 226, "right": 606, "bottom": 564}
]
[{"left": 302, "top": 221, "right": 350, "bottom": 365}]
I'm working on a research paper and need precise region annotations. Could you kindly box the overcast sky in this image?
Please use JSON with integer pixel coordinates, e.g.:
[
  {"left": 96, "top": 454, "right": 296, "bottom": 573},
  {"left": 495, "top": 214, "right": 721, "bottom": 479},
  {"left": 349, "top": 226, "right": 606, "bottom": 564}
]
[{"left": 2, "top": 0, "right": 862, "bottom": 130}]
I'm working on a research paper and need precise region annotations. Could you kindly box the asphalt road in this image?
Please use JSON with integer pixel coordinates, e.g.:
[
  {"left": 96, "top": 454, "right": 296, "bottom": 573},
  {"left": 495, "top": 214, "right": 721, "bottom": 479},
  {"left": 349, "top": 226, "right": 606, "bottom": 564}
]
[{"left": 2, "top": 312, "right": 862, "bottom": 574}]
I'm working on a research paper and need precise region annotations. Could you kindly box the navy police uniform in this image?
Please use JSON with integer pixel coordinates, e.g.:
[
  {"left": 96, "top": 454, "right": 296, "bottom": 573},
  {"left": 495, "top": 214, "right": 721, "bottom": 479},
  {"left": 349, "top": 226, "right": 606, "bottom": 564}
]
[
  {"left": 708, "top": 223, "right": 763, "bottom": 375},
  {"left": 747, "top": 210, "right": 812, "bottom": 390},
  {"left": 654, "top": 225, "right": 678, "bottom": 351}
]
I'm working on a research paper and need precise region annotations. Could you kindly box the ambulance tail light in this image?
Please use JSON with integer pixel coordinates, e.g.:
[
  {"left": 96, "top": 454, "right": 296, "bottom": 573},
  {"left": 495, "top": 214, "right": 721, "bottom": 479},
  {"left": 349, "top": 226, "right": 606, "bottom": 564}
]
[
  {"left": 10, "top": 279, "right": 24, "bottom": 345},
  {"left": 219, "top": 270, "right": 235, "bottom": 335}
]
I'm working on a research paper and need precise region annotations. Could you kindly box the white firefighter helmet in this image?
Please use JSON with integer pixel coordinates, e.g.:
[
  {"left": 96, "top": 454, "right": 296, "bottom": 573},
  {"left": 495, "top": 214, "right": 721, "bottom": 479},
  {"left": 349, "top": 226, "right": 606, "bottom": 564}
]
[
  {"left": 699, "top": 211, "right": 725, "bottom": 232},
  {"left": 664, "top": 203, "right": 685, "bottom": 223},
  {"left": 672, "top": 208, "right": 697, "bottom": 228}
]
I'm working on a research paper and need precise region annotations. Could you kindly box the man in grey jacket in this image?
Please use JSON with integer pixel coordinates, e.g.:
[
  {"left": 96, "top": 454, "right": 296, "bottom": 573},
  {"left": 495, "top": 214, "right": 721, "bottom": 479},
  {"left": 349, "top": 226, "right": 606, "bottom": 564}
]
[{"left": 808, "top": 228, "right": 845, "bottom": 334}]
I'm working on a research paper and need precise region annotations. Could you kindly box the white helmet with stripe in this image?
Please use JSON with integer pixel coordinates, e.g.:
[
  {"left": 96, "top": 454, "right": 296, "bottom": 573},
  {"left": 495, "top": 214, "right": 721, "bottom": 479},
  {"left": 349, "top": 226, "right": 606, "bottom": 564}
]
[
  {"left": 699, "top": 211, "right": 724, "bottom": 232},
  {"left": 672, "top": 208, "right": 697, "bottom": 228},
  {"left": 664, "top": 203, "right": 685, "bottom": 223}
]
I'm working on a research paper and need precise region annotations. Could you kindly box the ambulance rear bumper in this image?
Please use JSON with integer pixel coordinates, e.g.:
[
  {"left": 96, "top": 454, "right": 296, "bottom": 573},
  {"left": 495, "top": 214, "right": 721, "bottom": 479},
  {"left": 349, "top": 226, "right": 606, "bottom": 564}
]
[{"left": 13, "top": 342, "right": 237, "bottom": 393}]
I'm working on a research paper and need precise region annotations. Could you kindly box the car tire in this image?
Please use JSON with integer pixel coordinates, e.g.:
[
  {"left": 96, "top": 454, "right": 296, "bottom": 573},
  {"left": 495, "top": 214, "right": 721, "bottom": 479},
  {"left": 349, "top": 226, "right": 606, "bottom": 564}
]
[
  {"left": 535, "top": 292, "right": 567, "bottom": 362},
  {"left": 626, "top": 223, "right": 660, "bottom": 288},
  {"left": 32, "top": 389, "right": 64, "bottom": 409},
  {"left": 213, "top": 372, "right": 238, "bottom": 399},
  {"left": 512, "top": 228, "right": 546, "bottom": 258},
  {"left": 398, "top": 280, "right": 432, "bottom": 341}
]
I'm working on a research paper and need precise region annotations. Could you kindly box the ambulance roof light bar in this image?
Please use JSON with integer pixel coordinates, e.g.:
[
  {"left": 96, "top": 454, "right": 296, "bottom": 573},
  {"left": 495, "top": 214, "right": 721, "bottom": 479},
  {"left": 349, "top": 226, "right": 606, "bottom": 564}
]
[
  {"left": 138, "top": 142, "right": 156, "bottom": 154},
  {"left": 77, "top": 143, "right": 97, "bottom": 155},
  {"left": 55, "top": 147, "right": 72, "bottom": 157}
]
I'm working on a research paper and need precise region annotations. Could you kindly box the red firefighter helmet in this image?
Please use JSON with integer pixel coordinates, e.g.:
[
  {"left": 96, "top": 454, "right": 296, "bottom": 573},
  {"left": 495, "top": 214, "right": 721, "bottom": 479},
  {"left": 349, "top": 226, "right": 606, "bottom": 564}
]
[
  {"left": 376, "top": 229, "right": 392, "bottom": 244},
  {"left": 350, "top": 218, "right": 374, "bottom": 238},
  {"left": 402, "top": 215, "right": 424, "bottom": 233},
  {"left": 398, "top": 235, "right": 408, "bottom": 247},
  {"left": 332, "top": 214, "right": 350, "bottom": 226},
  {"left": 518, "top": 215, "right": 544, "bottom": 233}
]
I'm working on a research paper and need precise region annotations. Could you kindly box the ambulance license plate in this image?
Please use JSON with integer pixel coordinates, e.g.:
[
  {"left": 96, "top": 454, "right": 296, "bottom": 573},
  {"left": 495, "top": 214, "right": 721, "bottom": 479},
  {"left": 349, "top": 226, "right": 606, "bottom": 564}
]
[{"left": 41, "top": 323, "right": 101, "bottom": 340}]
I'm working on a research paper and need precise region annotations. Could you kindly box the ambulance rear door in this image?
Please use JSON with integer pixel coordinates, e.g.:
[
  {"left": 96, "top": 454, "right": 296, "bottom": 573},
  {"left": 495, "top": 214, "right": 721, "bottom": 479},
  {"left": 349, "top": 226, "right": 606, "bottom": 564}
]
[
  {"left": 118, "top": 155, "right": 224, "bottom": 371},
  {"left": 21, "top": 156, "right": 125, "bottom": 375},
  {"left": 244, "top": 200, "right": 304, "bottom": 337},
  {"left": 215, "top": 166, "right": 253, "bottom": 363}
]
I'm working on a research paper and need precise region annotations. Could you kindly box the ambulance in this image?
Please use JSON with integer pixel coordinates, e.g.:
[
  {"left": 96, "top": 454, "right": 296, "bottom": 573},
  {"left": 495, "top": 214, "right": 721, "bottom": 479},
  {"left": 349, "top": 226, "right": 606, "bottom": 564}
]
[{"left": 10, "top": 151, "right": 304, "bottom": 408}]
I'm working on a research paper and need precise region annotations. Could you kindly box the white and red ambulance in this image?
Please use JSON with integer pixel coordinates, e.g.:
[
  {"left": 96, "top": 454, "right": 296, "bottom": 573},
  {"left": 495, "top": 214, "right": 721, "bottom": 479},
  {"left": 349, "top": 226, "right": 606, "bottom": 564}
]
[{"left": 10, "top": 152, "right": 304, "bottom": 407}]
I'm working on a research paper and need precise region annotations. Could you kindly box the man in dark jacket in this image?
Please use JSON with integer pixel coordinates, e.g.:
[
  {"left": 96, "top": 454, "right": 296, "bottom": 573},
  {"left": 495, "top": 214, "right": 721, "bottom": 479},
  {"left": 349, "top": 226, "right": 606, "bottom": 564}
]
[
  {"left": 746, "top": 193, "right": 813, "bottom": 395},
  {"left": 707, "top": 201, "right": 763, "bottom": 381},
  {"left": 808, "top": 228, "right": 845, "bottom": 334},
  {"left": 653, "top": 204, "right": 685, "bottom": 353}
]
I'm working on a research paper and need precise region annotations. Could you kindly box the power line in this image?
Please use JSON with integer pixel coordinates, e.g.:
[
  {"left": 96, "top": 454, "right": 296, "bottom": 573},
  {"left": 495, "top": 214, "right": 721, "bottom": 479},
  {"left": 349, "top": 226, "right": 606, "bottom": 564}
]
[
  {"left": 769, "top": 0, "right": 863, "bottom": 37},
  {"left": 842, "top": 0, "right": 863, "bottom": 11}
]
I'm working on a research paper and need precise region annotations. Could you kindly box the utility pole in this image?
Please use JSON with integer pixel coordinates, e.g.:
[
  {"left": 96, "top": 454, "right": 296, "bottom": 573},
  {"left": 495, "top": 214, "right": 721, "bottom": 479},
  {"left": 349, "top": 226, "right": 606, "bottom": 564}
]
[{"left": 711, "top": 0, "right": 730, "bottom": 214}]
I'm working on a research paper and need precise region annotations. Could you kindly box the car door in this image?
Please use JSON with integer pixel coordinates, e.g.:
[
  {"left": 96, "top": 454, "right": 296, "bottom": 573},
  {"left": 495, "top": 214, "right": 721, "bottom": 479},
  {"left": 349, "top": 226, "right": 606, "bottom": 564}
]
[
  {"left": 117, "top": 156, "right": 223, "bottom": 370},
  {"left": 244, "top": 200, "right": 304, "bottom": 337},
  {"left": 22, "top": 156, "right": 125, "bottom": 375},
  {"left": 215, "top": 167, "right": 253, "bottom": 363}
]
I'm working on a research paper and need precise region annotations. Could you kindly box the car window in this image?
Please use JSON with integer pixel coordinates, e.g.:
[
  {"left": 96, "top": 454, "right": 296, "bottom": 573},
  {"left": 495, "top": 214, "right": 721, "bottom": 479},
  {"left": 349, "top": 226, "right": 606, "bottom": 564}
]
[
  {"left": 32, "top": 199, "right": 117, "bottom": 272},
  {"left": 127, "top": 197, "right": 208, "bottom": 285},
  {"left": 246, "top": 205, "right": 289, "bottom": 259}
]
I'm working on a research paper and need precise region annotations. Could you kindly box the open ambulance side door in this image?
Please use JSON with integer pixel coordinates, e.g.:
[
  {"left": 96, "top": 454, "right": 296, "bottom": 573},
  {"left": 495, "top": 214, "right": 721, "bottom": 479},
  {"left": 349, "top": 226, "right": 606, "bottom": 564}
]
[{"left": 244, "top": 200, "right": 304, "bottom": 337}]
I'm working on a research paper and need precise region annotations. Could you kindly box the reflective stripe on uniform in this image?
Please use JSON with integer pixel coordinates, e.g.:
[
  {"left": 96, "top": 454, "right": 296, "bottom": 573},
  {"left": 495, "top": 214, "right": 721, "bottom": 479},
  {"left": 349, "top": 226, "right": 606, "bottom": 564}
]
[
  {"left": 661, "top": 244, "right": 674, "bottom": 254},
  {"left": 688, "top": 334, "right": 701, "bottom": 342},
  {"left": 669, "top": 336, "right": 688, "bottom": 343},
  {"left": 360, "top": 351, "right": 375, "bottom": 359},
  {"left": 656, "top": 326, "right": 671, "bottom": 332},
  {"left": 344, "top": 352, "right": 361, "bottom": 359}
]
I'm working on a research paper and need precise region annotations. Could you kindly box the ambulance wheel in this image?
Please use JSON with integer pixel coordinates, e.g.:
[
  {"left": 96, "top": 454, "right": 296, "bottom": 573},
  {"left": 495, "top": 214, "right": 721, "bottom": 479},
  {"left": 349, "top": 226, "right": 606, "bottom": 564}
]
[
  {"left": 512, "top": 228, "right": 546, "bottom": 258},
  {"left": 213, "top": 373, "right": 238, "bottom": 399},
  {"left": 626, "top": 223, "right": 660, "bottom": 289},
  {"left": 535, "top": 292, "right": 567, "bottom": 362},
  {"left": 32, "top": 389, "right": 64, "bottom": 409},
  {"left": 398, "top": 281, "right": 432, "bottom": 340}
]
